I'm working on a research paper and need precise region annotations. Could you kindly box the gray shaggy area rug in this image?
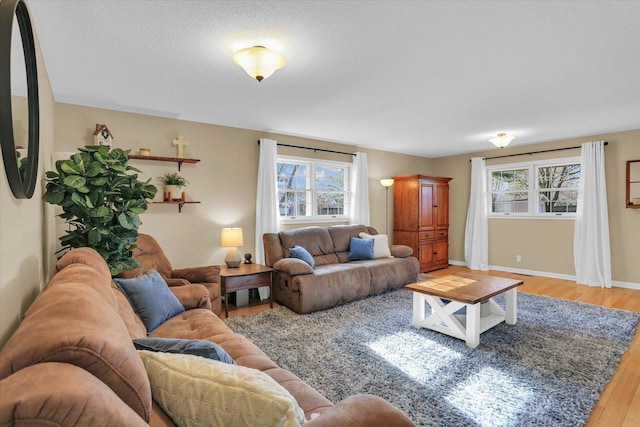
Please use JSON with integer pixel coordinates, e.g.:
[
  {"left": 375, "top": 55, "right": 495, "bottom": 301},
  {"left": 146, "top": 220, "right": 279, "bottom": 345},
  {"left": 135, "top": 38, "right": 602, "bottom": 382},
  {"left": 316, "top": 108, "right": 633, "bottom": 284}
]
[{"left": 225, "top": 288, "right": 640, "bottom": 427}]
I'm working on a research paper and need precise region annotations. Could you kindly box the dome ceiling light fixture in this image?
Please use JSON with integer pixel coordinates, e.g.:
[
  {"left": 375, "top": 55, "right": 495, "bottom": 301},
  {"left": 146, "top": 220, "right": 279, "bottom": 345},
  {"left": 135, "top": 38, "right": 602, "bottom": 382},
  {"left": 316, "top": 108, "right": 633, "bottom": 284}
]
[
  {"left": 488, "top": 133, "right": 515, "bottom": 149},
  {"left": 232, "top": 45, "right": 286, "bottom": 82}
]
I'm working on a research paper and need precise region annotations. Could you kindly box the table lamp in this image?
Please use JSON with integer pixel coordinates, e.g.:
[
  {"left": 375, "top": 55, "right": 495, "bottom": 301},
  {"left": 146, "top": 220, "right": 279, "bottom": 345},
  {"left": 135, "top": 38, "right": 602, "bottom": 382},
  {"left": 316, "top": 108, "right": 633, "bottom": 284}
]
[{"left": 221, "top": 227, "right": 244, "bottom": 267}]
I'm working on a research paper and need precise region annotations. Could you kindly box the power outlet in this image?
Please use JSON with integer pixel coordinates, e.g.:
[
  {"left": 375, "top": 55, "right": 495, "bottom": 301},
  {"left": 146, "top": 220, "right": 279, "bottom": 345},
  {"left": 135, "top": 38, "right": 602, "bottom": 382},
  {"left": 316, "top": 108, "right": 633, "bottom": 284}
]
[{"left": 516, "top": 255, "right": 522, "bottom": 263}]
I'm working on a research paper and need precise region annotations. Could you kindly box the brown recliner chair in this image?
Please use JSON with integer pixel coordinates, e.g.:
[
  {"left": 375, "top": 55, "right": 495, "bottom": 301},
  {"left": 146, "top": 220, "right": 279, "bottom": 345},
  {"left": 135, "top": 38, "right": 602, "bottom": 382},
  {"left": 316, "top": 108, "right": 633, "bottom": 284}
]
[{"left": 118, "top": 233, "right": 222, "bottom": 316}]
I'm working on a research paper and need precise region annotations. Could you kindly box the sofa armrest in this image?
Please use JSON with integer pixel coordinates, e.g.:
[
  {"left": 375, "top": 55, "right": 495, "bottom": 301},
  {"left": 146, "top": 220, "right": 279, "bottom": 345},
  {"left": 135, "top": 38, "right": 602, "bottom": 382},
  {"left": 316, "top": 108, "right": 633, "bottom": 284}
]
[
  {"left": 0, "top": 363, "right": 148, "bottom": 427},
  {"left": 172, "top": 265, "right": 220, "bottom": 284},
  {"left": 390, "top": 245, "right": 413, "bottom": 258},
  {"left": 169, "top": 284, "right": 212, "bottom": 310},
  {"left": 305, "top": 394, "right": 415, "bottom": 427},
  {"left": 165, "top": 278, "right": 190, "bottom": 287},
  {"left": 273, "top": 258, "right": 314, "bottom": 276}
]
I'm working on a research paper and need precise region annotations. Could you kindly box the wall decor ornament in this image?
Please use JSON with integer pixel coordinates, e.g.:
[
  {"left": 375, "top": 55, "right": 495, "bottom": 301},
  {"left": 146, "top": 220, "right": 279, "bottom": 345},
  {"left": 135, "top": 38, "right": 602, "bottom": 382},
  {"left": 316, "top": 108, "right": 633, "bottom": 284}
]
[
  {"left": 0, "top": 0, "right": 40, "bottom": 199},
  {"left": 93, "top": 124, "right": 114, "bottom": 147},
  {"left": 172, "top": 135, "right": 188, "bottom": 158}
]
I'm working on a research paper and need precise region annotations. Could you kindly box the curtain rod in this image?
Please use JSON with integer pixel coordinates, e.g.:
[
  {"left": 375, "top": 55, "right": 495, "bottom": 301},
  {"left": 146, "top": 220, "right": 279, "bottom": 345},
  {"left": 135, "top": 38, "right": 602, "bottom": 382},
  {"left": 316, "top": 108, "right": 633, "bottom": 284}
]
[
  {"left": 476, "top": 141, "right": 608, "bottom": 162},
  {"left": 257, "top": 140, "right": 355, "bottom": 156}
]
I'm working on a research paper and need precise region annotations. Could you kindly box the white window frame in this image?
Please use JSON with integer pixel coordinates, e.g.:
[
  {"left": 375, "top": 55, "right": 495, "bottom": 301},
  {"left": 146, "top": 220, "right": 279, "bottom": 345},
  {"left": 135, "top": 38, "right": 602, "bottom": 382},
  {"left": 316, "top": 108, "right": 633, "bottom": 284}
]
[
  {"left": 277, "top": 155, "right": 351, "bottom": 224},
  {"left": 486, "top": 156, "right": 581, "bottom": 220}
]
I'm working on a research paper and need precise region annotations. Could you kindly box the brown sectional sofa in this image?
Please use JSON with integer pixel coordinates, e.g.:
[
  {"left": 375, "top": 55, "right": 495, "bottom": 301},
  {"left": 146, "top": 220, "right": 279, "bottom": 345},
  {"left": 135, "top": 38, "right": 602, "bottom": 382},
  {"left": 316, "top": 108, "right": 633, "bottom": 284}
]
[
  {"left": 0, "top": 247, "right": 416, "bottom": 426},
  {"left": 264, "top": 224, "right": 420, "bottom": 314}
]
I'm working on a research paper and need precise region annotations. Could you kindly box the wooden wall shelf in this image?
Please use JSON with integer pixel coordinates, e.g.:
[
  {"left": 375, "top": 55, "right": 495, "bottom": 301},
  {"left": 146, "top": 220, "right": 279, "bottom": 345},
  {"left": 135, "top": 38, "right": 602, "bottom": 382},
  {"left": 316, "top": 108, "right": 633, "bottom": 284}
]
[
  {"left": 128, "top": 154, "right": 200, "bottom": 171},
  {"left": 626, "top": 159, "right": 640, "bottom": 209},
  {"left": 129, "top": 154, "right": 202, "bottom": 212},
  {"left": 149, "top": 192, "right": 201, "bottom": 213},
  {"left": 151, "top": 200, "right": 201, "bottom": 213}
]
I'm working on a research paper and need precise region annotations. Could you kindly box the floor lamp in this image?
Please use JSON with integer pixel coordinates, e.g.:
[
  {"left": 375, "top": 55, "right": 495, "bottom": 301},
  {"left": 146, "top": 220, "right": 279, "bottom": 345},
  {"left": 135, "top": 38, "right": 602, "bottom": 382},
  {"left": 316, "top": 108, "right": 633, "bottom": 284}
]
[{"left": 380, "top": 178, "right": 394, "bottom": 234}]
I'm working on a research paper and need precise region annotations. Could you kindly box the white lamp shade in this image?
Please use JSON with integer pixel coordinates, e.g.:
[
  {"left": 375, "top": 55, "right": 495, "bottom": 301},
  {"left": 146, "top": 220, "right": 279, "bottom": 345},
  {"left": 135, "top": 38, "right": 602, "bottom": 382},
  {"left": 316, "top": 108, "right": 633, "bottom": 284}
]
[
  {"left": 220, "top": 227, "right": 244, "bottom": 247},
  {"left": 380, "top": 178, "right": 394, "bottom": 188},
  {"left": 233, "top": 46, "right": 286, "bottom": 81},
  {"left": 489, "top": 133, "right": 515, "bottom": 149}
]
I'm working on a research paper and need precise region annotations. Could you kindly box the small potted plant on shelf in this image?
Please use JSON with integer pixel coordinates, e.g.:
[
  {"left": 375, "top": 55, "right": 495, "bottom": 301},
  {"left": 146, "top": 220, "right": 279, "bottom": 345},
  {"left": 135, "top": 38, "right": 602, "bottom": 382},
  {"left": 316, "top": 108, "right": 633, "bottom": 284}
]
[{"left": 157, "top": 172, "right": 189, "bottom": 201}]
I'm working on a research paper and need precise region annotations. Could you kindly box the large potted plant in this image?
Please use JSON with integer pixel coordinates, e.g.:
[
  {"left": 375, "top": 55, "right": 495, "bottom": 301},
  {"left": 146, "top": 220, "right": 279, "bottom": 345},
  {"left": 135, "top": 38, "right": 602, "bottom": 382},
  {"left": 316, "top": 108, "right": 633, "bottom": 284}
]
[
  {"left": 157, "top": 172, "right": 189, "bottom": 201},
  {"left": 43, "top": 146, "right": 157, "bottom": 276}
]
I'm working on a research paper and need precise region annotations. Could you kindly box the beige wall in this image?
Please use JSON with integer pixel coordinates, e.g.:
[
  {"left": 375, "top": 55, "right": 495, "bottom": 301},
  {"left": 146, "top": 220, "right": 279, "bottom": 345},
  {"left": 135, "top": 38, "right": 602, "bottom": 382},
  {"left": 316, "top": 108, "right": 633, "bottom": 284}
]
[
  {"left": 431, "top": 129, "right": 640, "bottom": 285},
  {"left": 0, "top": 24, "right": 55, "bottom": 348},
  {"left": 53, "top": 103, "right": 432, "bottom": 268}
]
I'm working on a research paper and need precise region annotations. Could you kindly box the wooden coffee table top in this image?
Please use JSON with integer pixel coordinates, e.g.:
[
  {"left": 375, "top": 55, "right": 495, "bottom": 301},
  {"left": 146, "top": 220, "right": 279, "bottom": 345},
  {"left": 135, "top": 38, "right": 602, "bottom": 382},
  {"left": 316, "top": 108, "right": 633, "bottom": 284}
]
[{"left": 406, "top": 272, "right": 524, "bottom": 304}]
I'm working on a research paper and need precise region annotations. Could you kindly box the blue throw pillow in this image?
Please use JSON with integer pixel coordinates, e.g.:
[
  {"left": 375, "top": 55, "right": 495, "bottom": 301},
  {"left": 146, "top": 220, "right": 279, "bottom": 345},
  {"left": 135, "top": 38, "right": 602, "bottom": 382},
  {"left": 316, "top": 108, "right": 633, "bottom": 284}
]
[
  {"left": 348, "top": 236, "right": 375, "bottom": 261},
  {"left": 289, "top": 245, "right": 316, "bottom": 268},
  {"left": 114, "top": 269, "right": 185, "bottom": 334},
  {"left": 133, "top": 337, "right": 236, "bottom": 365}
]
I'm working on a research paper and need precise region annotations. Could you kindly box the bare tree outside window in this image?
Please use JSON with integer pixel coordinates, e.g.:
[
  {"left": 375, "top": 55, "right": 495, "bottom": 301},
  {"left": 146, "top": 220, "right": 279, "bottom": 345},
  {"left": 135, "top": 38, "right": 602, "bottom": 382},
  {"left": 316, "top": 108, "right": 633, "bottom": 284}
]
[
  {"left": 316, "top": 165, "right": 345, "bottom": 215},
  {"left": 277, "top": 162, "right": 309, "bottom": 216},
  {"left": 488, "top": 159, "right": 581, "bottom": 217},
  {"left": 537, "top": 164, "right": 580, "bottom": 213},
  {"left": 490, "top": 168, "right": 529, "bottom": 213},
  {"left": 277, "top": 159, "right": 350, "bottom": 219}
]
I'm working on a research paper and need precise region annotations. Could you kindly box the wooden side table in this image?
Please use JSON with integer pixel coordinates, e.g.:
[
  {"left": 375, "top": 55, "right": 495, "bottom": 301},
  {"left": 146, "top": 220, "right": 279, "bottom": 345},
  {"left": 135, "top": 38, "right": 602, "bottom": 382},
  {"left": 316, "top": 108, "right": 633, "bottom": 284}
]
[{"left": 220, "top": 263, "right": 273, "bottom": 318}]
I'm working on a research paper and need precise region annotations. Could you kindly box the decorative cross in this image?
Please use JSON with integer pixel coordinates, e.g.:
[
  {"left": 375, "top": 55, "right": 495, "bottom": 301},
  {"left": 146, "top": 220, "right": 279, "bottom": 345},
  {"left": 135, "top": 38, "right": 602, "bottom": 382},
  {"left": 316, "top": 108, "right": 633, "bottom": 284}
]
[{"left": 172, "top": 135, "right": 189, "bottom": 158}]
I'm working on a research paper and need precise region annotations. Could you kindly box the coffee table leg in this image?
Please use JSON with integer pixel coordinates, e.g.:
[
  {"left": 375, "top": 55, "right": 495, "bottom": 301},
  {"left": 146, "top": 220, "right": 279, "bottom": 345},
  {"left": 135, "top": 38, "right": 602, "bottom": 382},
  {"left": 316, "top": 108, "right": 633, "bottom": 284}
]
[
  {"left": 505, "top": 288, "right": 517, "bottom": 325},
  {"left": 412, "top": 292, "right": 425, "bottom": 326},
  {"left": 466, "top": 303, "right": 481, "bottom": 348}
]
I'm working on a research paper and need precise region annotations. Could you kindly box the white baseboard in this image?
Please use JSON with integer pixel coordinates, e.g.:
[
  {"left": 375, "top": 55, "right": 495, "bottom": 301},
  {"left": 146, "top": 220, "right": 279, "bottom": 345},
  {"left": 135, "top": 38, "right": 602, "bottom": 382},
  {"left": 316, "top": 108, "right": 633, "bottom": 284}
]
[
  {"left": 448, "top": 260, "right": 640, "bottom": 291},
  {"left": 489, "top": 265, "right": 576, "bottom": 281},
  {"left": 612, "top": 280, "right": 640, "bottom": 291}
]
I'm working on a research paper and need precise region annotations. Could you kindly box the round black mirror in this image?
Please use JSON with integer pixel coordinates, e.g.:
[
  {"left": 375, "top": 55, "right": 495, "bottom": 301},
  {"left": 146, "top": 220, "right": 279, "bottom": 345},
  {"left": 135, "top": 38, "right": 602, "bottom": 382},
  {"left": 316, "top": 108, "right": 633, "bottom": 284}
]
[{"left": 0, "top": 0, "right": 39, "bottom": 199}]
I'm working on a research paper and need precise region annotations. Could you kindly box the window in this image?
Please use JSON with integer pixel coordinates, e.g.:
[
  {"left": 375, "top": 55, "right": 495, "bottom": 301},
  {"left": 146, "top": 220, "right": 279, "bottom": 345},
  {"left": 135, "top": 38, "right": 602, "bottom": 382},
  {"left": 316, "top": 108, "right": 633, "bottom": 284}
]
[
  {"left": 277, "top": 155, "right": 350, "bottom": 222},
  {"left": 487, "top": 157, "right": 580, "bottom": 218}
]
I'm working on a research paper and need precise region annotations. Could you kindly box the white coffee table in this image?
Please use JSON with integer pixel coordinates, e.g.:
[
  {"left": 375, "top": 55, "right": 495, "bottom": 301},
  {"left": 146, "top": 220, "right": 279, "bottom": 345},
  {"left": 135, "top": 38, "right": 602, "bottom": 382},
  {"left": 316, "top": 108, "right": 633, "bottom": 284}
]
[{"left": 406, "top": 273, "right": 524, "bottom": 348}]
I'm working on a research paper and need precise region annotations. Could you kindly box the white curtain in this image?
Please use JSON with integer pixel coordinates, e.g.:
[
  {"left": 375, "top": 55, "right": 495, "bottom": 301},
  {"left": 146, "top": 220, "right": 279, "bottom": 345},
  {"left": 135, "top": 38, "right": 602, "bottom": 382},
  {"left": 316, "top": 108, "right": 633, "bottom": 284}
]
[
  {"left": 464, "top": 157, "right": 489, "bottom": 270},
  {"left": 255, "top": 138, "right": 280, "bottom": 299},
  {"left": 574, "top": 141, "right": 612, "bottom": 287},
  {"left": 350, "top": 152, "right": 370, "bottom": 225}
]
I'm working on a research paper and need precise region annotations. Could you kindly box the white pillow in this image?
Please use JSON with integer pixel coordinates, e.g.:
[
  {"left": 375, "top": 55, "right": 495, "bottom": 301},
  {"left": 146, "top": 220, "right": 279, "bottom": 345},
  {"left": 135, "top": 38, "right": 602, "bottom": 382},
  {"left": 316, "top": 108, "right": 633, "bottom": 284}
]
[
  {"left": 138, "top": 350, "right": 305, "bottom": 427},
  {"left": 358, "top": 232, "right": 393, "bottom": 258}
]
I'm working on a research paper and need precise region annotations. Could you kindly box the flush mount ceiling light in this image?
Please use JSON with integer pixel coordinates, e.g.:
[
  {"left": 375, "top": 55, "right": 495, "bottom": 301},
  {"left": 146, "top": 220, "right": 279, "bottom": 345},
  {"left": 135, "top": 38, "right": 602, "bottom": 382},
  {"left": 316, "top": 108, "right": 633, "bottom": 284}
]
[
  {"left": 488, "top": 133, "right": 515, "bottom": 149},
  {"left": 232, "top": 45, "right": 286, "bottom": 82}
]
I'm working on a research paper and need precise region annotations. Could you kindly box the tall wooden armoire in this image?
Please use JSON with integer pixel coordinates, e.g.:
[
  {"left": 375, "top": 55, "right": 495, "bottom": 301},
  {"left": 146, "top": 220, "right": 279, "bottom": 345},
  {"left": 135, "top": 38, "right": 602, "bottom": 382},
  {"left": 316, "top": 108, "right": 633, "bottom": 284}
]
[{"left": 392, "top": 175, "right": 452, "bottom": 273}]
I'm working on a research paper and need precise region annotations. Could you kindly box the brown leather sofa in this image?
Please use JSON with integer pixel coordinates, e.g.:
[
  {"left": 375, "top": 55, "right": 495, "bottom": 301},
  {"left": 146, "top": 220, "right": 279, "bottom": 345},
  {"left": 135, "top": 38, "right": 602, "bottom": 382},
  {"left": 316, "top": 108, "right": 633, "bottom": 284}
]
[
  {"left": 264, "top": 224, "right": 420, "bottom": 314},
  {"left": 0, "top": 247, "right": 416, "bottom": 426},
  {"left": 119, "top": 233, "right": 223, "bottom": 316}
]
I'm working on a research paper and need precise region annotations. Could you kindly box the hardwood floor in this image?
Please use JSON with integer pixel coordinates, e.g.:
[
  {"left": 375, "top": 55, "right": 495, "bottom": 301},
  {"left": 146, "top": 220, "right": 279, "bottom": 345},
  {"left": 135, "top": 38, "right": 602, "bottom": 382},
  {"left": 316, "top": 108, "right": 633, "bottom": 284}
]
[{"left": 226, "top": 266, "right": 640, "bottom": 427}]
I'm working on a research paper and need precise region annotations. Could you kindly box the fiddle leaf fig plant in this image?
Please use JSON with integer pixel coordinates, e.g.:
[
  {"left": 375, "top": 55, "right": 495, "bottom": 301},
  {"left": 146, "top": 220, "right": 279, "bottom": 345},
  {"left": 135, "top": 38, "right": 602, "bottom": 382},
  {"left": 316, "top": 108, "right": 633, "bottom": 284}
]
[{"left": 43, "top": 146, "right": 157, "bottom": 276}]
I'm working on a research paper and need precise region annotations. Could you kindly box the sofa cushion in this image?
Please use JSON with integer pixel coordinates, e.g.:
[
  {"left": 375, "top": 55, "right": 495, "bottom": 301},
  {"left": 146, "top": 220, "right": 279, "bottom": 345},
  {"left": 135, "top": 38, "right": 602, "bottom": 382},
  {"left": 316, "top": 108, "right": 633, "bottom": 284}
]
[
  {"left": 114, "top": 269, "right": 185, "bottom": 333},
  {"left": 138, "top": 350, "right": 306, "bottom": 427},
  {"left": 0, "top": 263, "right": 152, "bottom": 422},
  {"left": 347, "top": 237, "right": 375, "bottom": 261},
  {"left": 359, "top": 232, "right": 392, "bottom": 258},
  {"left": 286, "top": 263, "right": 371, "bottom": 314},
  {"left": 279, "top": 227, "right": 339, "bottom": 266},
  {"left": 133, "top": 338, "right": 235, "bottom": 365},
  {"left": 112, "top": 283, "right": 148, "bottom": 340},
  {"left": 350, "top": 257, "right": 420, "bottom": 295},
  {"left": 54, "top": 246, "right": 112, "bottom": 281},
  {"left": 119, "top": 233, "right": 174, "bottom": 280},
  {"left": 328, "top": 224, "right": 371, "bottom": 263},
  {"left": 289, "top": 245, "right": 316, "bottom": 268}
]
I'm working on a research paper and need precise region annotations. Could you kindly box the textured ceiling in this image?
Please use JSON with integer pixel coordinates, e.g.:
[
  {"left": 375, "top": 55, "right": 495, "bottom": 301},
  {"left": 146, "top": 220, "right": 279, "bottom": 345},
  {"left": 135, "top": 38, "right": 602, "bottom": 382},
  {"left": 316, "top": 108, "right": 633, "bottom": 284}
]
[{"left": 26, "top": 0, "right": 640, "bottom": 158}]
